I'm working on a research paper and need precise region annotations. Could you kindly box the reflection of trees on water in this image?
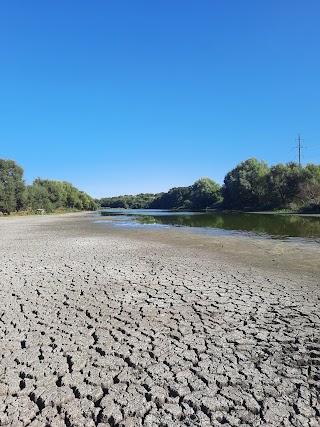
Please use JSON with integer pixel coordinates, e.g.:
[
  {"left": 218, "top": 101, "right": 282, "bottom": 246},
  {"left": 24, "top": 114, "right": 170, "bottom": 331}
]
[
  {"left": 136, "top": 213, "right": 320, "bottom": 239},
  {"left": 136, "top": 215, "right": 156, "bottom": 224}
]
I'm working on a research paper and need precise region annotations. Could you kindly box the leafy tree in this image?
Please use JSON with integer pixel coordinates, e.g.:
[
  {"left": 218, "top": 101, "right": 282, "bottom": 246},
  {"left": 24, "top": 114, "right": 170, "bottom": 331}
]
[
  {"left": 223, "top": 158, "right": 269, "bottom": 209},
  {"left": 0, "top": 159, "right": 25, "bottom": 213},
  {"left": 28, "top": 178, "right": 67, "bottom": 210},
  {"left": 62, "top": 182, "right": 82, "bottom": 209},
  {"left": 150, "top": 187, "right": 192, "bottom": 209},
  {"left": 99, "top": 159, "right": 320, "bottom": 213},
  {"left": 265, "top": 163, "right": 289, "bottom": 207},
  {"left": 25, "top": 183, "right": 52, "bottom": 212},
  {"left": 25, "top": 178, "right": 97, "bottom": 212},
  {"left": 191, "top": 178, "right": 222, "bottom": 209},
  {"left": 297, "top": 163, "right": 320, "bottom": 209},
  {"left": 265, "top": 162, "right": 305, "bottom": 208},
  {"left": 101, "top": 193, "right": 160, "bottom": 209},
  {"left": 0, "top": 158, "right": 97, "bottom": 213}
]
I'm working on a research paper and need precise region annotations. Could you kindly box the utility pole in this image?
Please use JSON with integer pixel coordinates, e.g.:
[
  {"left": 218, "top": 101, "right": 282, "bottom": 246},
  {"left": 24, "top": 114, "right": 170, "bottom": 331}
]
[{"left": 298, "top": 133, "right": 301, "bottom": 166}]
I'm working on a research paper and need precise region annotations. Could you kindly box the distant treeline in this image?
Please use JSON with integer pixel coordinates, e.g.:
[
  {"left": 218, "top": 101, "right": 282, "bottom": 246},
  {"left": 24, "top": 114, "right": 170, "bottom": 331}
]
[
  {"left": 0, "top": 158, "right": 98, "bottom": 214},
  {"left": 100, "top": 178, "right": 222, "bottom": 210},
  {"left": 2, "top": 157, "right": 319, "bottom": 214},
  {"left": 100, "top": 158, "right": 320, "bottom": 212}
]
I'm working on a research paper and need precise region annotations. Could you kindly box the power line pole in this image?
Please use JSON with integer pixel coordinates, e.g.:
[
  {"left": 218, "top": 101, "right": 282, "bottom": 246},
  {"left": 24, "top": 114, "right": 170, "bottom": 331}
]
[{"left": 294, "top": 133, "right": 304, "bottom": 166}]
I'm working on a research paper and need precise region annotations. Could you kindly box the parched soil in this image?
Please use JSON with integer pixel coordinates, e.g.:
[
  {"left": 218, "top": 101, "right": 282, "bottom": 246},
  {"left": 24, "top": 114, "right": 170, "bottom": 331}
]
[{"left": 0, "top": 213, "right": 319, "bottom": 426}]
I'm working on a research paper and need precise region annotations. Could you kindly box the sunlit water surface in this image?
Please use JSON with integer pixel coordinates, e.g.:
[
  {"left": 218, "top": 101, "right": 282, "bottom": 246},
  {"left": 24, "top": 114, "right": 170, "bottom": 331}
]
[{"left": 96, "top": 209, "right": 320, "bottom": 243}]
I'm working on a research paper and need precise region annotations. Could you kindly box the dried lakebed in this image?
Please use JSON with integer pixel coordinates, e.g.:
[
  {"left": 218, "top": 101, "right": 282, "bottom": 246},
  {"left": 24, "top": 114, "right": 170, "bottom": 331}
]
[{"left": 0, "top": 213, "right": 319, "bottom": 427}]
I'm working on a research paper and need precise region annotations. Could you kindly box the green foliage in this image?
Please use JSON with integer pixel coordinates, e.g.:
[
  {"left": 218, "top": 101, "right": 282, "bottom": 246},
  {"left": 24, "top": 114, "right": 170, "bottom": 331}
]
[
  {"left": 100, "top": 179, "right": 222, "bottom": 210},
  {"left": 0, "top": 158, "right": 97, "bottom": 214},
  {"left": 25, "top": 182, "right": 52, "bottom": 212},
  {"left": 0, "top": 159, "right": 25, "bottom": 213},
  {"left": 296, "top": 163, "right": 320, "bottom": 210},
  {"left": 266, "top": 162, "right": 306, "bottom": 209},
  {"left": 100, "top": 193, "right": 158, "bottom": 209},
  {"left": 26, "top": 178, "right": 98, "bottom": 212},
  {"left": 191, "top": 178, "right": 222, "bottom": 209},
  {"left": 99, "top": 159, "right": 318, "bottom": 213},
  {"left": 223, "top": 159, "right": 320, "bottom": 211},
  {"left": 150, "top": 187, "right": 192, "bottom": 209},
  {"left": 223, "top": 158, "right": 269, "bottom": 210},
  {"left": 2, "top": 155, "right": 319, "bottom": 215}
]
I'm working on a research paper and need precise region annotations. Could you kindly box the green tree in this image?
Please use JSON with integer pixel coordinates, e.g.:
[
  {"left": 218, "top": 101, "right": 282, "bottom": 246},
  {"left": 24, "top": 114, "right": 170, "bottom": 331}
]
[
  {"left": 297, "top": 163, "right": 320, "bottom": 208},
  {"left": 265, "top": 163, "right": 289, "bottom": 207},
  {"left": 266, "top": 162, "right": 306, "bottom": 209},
  {"left": 62, "top": 182, "right": 82, "bottom": 209},
  {"left": 150, "top": 187, "right": 192, "bottom": 209},
  {"left": 25, "top": 183, "right": 52, "bottom": 212},
  {"left": 191, "top": 178, "right": 222, "bottom": 209},
  {"left": 223, "top": 158, "right": 269, "bottom": 209},
  {"left": 0, "top": 159, "right": 25, "bottom": 213},
  {"left": 26, "top": 178, "right": 97, "bottom": 212}
]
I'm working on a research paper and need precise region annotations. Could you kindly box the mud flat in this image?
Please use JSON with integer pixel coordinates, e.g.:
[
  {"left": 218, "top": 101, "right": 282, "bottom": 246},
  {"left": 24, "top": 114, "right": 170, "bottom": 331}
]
[{"left": 0, "top": 213, "right": 319, "bottom": 427}]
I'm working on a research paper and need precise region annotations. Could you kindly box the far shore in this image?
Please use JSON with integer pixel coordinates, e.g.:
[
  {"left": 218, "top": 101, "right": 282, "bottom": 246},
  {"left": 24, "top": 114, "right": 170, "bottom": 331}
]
[{"left": 248, "top": 210, "right": 320, "bottom": 217}]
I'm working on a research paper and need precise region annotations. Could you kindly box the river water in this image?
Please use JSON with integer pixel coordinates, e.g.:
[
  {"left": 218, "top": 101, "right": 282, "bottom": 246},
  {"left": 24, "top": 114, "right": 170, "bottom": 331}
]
[{"left": 98, "top": 209, "right": 320, "bottom": 242}]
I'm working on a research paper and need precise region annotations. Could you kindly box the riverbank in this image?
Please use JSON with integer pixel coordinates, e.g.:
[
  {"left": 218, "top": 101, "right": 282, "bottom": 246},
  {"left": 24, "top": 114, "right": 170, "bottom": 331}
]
[
  {"left": 0, "top": 213, "right": 319, "bottom": 426},
  {"left": 248, "top": 210, "right": 320, "bottom": 218},
  {"left": 7, "top": 208, "right": 94, "bottom": 216}
]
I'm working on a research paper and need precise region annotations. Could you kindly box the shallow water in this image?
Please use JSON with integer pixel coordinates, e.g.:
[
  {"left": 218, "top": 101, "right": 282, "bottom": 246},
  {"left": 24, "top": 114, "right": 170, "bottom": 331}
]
[{"left": 99, "top": 209, "right": 320, "bottom": 242}]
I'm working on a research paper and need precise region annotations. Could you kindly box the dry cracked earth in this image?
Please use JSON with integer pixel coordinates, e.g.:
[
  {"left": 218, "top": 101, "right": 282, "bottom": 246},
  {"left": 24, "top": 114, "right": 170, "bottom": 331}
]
[{"left": 0, "top": 214, "right": 319, "bottom": 427}]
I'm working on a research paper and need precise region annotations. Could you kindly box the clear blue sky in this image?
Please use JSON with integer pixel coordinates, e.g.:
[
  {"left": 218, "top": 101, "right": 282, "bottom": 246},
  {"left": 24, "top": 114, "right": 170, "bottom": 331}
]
[{"left": 1, "top": 1, "right": 320, "bottom": 197}]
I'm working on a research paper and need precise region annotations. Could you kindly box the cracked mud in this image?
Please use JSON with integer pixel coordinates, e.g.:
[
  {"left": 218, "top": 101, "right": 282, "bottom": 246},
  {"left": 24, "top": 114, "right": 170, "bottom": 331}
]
[{"left": 0, "top": 213, "right": 319, "bottom": 426}]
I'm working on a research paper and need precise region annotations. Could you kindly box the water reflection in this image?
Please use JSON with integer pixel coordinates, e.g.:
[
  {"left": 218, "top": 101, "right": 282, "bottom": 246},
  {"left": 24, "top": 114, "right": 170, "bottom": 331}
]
[{"left": 100, "top": 210, "right": 320, "bottom": 240}]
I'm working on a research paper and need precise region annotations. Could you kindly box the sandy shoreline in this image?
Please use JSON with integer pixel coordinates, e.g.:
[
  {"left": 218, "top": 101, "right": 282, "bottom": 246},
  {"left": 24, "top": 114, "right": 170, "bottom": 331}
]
[{"left": 0, "top": 213, "right": 319, "bottom": 426}]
